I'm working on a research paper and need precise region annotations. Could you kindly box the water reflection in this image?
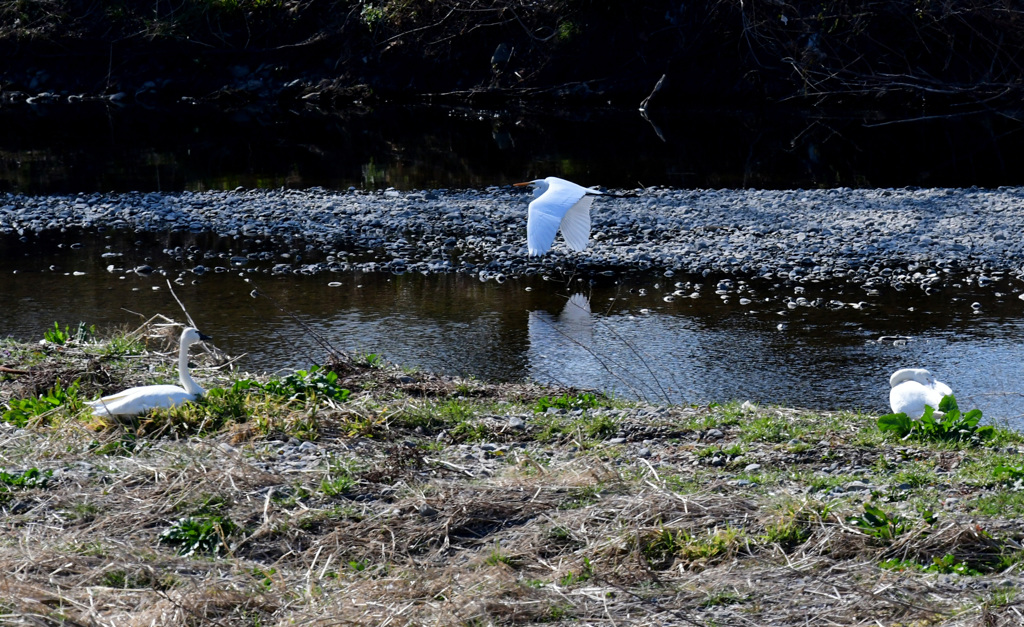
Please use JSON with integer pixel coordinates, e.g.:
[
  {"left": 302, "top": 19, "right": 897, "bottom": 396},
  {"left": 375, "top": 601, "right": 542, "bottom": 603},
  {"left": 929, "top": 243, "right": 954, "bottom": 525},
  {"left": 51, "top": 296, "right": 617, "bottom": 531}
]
[
  {"left": 528, "top": 293, "right": 600, "bottom": 390},
  {"left": 1, "top": 103, "right": 1023, "bottom": 194},
  {"left": 2, "top": 230, "right": 1024, "bottom": 427}
]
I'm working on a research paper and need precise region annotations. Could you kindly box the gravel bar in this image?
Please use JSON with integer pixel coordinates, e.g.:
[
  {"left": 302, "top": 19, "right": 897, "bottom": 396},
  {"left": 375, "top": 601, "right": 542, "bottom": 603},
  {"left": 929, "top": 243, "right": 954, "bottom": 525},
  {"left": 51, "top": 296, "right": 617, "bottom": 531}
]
[{"left": 3, "top": 186, "right": 1023, "bottom": 288}]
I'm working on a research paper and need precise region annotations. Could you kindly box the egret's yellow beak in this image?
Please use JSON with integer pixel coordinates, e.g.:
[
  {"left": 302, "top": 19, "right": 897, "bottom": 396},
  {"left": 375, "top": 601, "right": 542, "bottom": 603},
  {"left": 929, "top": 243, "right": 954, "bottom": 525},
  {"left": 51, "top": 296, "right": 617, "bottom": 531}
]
[{"left": 513, "top": 181, "right": 532, "bottom": 187}]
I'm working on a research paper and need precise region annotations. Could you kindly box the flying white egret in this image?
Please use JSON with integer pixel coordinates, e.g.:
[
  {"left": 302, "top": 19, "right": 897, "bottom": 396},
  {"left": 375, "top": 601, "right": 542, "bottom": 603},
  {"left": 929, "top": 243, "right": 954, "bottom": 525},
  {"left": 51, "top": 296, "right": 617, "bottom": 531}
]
[
  {"left": 514, "top": 177, "right": 607, "bottom": 256},
  {"left": 86, "top": 327, "right": 212, "bottom": 417},
  {"left": 888, "top": 368, "right": 953, "bottom": 419}
]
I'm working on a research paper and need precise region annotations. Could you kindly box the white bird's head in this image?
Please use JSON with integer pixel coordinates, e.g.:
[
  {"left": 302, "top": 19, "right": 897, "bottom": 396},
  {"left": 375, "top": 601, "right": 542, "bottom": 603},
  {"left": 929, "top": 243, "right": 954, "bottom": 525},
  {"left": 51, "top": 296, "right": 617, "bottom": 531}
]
[
  {"left": 889, "top": 368, "right": 935, "bottom": 388},
  {"left": 181, "top": 327, "right": 213, "bottom": 346},
  {"left": 514, "top": 179, "right": 548, "bottom": 199}
]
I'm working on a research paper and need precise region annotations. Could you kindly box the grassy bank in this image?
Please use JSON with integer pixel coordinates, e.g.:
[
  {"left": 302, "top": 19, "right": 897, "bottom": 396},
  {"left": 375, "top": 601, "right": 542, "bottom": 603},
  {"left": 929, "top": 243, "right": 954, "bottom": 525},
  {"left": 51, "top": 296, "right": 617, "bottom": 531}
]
[{"left": 2, "top": 320, "right": 1024, "bottom": 625}]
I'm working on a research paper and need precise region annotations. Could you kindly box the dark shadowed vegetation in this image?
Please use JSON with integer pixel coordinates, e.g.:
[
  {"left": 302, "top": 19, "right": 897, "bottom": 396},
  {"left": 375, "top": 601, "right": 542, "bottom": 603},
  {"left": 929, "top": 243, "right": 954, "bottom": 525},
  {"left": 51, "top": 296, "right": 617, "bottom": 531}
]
[{"left": 1, "top": 0, "right": 1023, "bottom": 110}]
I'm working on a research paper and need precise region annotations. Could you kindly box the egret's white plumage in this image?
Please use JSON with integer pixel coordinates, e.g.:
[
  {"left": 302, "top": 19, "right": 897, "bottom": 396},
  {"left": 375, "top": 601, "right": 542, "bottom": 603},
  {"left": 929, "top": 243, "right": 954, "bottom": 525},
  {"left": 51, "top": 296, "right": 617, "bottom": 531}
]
[
  {"left": 86, "top": 327, "right": 212, "bottom": 417},
  {"left": 888, "top": 368, "right": 953, "bottom": 419},
  {"left": 514, "top": 177, "right": 605, "bottom": 256}
]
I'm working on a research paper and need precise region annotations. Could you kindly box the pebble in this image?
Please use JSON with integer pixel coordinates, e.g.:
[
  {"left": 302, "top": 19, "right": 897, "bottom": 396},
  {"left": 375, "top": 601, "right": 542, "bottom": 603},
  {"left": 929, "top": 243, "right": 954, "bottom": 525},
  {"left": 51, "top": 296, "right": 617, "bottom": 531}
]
[{"left": 843, "top": 480, "right": 876, "bottom": 492}]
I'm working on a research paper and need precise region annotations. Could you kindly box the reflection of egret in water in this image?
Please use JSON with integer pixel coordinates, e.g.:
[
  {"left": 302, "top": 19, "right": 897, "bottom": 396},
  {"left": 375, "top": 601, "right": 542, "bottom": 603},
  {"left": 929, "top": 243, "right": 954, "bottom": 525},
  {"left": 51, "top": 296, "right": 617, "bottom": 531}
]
[
  {"left": 527, "top": 293, "right": 673, "bottom": 401},
  {"left": 555, "top": 293, "right": 593, "bottom": 342},
  {"left": 528, "top": 294, "right": 594, "bottom": 352},
  {"left": 528, "top": 294, "right": 596, "bottom": 389}
]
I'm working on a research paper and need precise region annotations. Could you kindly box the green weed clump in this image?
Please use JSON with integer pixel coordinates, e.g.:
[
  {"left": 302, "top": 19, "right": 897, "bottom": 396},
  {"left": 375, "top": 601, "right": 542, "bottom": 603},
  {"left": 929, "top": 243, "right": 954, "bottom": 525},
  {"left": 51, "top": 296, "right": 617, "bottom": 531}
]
[
  {"left": 240, "top": 366, "right": 352, "bottom": 404},
  {"left": 558, "top": 557, "right": 594, "bottom": 587},
  {"left": 43, "top": 321, "right": 93, "bottom": 345},
  {"left": 319, "top": 456, "right": 360, "bottom": 497},
  {"left": 880, "top": 554, "right": 983, "bottom": 576},
  {"left": 100, "top": 333, "right": 146, "bottom": 357},
  {"left": 159, "top": 514, "right": 239, "bottom": 557},
  {"left": 878, "top": 395, "right": 993, "bottom": 443},
  {"left": 3, "top": 380, "right": 79, "bottom": 426},
  {"left": 0, "top": 467, "right": 52, "bottom": 503},
  {"left": 533, "top": 392, "right": 602, "bottom": 414},
  {"left": 847, "top": 503, "right": 935, "bottom": 541},
  {"left": 533, "top": 410, "right": 619, "bottom": 444},
  {"left": 641, "top": 527, "right": 688, "bottom": 569}
]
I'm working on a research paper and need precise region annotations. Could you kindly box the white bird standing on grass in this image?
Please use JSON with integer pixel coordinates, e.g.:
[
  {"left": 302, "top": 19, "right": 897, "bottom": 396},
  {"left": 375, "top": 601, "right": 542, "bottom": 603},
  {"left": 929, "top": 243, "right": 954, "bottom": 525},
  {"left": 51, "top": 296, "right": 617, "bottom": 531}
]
[
  {"left": 86, "top": 327, "right": 212, "bottom": 417},
  {"left": 514, "top": 176, "right": 608, "bottom": 256},
  {"left": 888, "top": 368, "right": 953, "bottom": 419}
]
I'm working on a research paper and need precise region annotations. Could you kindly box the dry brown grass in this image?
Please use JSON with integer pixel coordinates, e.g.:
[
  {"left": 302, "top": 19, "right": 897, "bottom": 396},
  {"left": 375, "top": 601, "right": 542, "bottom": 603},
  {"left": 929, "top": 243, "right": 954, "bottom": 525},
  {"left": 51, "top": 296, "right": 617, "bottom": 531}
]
[{"left": 3, "top": 323, "right": 1024, "bottom": 625}]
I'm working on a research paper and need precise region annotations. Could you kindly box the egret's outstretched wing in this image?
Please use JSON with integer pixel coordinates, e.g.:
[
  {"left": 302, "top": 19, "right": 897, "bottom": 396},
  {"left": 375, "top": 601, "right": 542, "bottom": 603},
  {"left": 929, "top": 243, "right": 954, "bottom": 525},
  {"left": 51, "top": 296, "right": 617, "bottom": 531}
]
[
  {"left": 559, "top": 195, "right": 593, "bottom": 252},
  {"left": 527, "top": 182, "right": 587, "bottom": 255},
  {"left": 527, "top": 203, "right": 565, "bottom": 255}
]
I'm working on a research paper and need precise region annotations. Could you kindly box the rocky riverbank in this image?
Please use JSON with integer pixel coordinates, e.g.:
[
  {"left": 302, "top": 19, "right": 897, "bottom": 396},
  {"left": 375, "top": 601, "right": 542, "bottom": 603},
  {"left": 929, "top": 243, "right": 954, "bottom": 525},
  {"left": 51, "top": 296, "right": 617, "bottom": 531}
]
[{"left": 3, "top": 186, "right": 1024, "bottom": 292}]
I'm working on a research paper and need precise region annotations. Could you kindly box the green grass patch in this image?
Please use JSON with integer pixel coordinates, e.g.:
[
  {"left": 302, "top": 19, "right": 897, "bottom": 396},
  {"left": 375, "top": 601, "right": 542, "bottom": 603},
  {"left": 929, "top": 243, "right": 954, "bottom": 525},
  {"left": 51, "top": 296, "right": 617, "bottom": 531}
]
[
  {"left": 558, "top": 484, "right": 602, "bottom": 510},
  {"left": 319, "top": 456, "right": 360, "bottom": 497},
  {"left": 846, "top": 503, "right": 934, "bottom": 541},
  {"left": 390, "top": 398, "right": 497, "bottom": 443},
  {"left": 739, "top": 413, "right": 802, "bottom": 444},
  {"left": 641, "top": 526, "right": 688, "bottom": 569},
  {"left": 971, "top": 490, "right": 1024, "bottom": 517},
  {"left": 101, "top": 334, "right": 146, "bottom": 357},
  {"left": 0, "top": 467, "right": 52, "bottom": 502},
  {"left": 558, "top": 557, "right": 594, "bottom": 587},
  {"left": 533, "top": 411, "right": 619, "bottom": 444},
  {"left": 700, "top": 588, "right": 746, "bottom": 607},
  {"left": 533, "top": 392, "right": 603, "bottom": 414},
  {"left": 483, "top": 542, "right": 519, "bottom": 568},
  {"left": 879, "top": 553, "right": 983, "bottom": 576}
]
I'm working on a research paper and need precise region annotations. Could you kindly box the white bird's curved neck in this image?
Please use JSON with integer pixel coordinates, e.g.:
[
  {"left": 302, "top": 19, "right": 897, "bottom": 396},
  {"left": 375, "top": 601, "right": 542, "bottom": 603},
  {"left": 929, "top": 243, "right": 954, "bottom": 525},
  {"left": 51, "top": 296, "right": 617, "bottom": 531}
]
[{"left": 178, "top": 339, "right": 204, "bottom": 395}]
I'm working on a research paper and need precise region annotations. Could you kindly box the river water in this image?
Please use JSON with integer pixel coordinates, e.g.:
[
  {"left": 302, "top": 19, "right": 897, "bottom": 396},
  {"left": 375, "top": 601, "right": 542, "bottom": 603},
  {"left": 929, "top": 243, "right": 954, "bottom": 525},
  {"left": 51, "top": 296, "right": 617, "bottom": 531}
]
[
  {"left": 2, "top": 103, "right": 1024, "bottom": 426},
  {"left": 3, "top": 102, "right": 1024, "bottom": 192}
]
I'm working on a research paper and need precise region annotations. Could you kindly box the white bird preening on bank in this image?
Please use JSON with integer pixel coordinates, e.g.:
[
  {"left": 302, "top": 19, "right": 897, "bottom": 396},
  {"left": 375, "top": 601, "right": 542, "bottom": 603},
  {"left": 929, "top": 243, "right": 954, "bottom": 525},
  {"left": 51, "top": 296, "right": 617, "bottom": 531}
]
[
  {"left": 888, "top": 367, "right": 953, "bottom": 419},
  {"left": 514, "top": 176, "right": 608, "bottom": 256},
  {"left": 86, "top": 327, "right": 212, "bottom": 417}
]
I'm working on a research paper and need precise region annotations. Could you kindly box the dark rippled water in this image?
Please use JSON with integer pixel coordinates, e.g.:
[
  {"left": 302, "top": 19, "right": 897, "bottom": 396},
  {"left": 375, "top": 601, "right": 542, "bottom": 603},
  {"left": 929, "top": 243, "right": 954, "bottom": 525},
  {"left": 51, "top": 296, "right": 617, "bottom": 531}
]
[
  {"left": 2, "top": 103, "right": 1024, "bottom": 193},
  {"left": 3, "top": 228, "right": 1024, "bottom": 428}
]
